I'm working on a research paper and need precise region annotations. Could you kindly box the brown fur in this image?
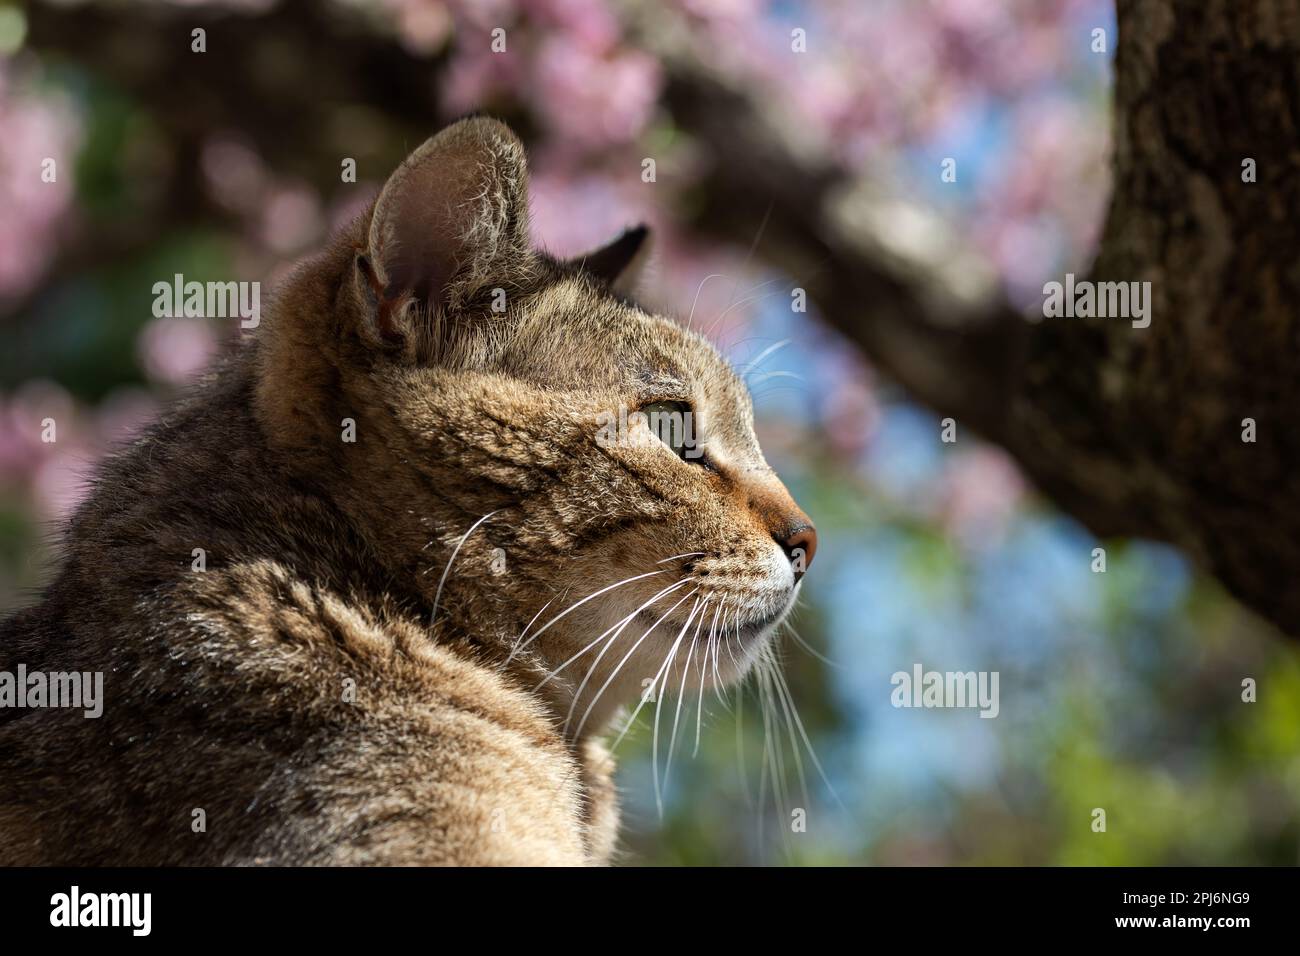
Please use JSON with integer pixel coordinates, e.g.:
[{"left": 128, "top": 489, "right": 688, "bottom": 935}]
[{"left": 0, "top": 119, "right": 814, "bottom": 865}]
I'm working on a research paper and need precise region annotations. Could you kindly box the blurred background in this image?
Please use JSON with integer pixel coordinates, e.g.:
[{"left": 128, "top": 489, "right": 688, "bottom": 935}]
[{"left": 2, "top": 0, "right": 1299, "bottom": 865}]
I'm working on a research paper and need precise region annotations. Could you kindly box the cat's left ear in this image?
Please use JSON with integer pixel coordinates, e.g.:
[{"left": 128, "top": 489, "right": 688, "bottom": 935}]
[
  {"left": 569, "top": 225, "right": 652, "bottom": 296},
  {"left": 354, "top": 117, "right": 532, "bottom": 350}
]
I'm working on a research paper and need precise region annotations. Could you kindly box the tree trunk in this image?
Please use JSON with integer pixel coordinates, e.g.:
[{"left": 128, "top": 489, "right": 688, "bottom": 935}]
[{"left": 1011, "top": 0, "right": 1300, "bottom": 633}]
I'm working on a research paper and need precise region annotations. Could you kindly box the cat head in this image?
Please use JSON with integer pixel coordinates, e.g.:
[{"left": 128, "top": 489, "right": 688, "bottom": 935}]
[{"left": 257, "top": 118, "right": 815, "bottom": 733}]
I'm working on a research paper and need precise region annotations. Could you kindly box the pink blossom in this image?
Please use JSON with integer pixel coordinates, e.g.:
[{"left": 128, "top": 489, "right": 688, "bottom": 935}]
[
  {"left": 0, "top": 380, "right": 76, "bottom": 485},
  {"left": 822, "top": 377, "right": 881, "bottom": 459},
  {"left": 259, "top": 181, "right": 326, "bottom": 254},
  {"left": 526, "top": 0, "right": 620, "bottom": 53},
  {"left": 529, "top": 166, "right": 645, "bottom": 255},
  {"left": 329, "top": 186, "right": 381, "bottom": 232},
  {"left": 938, "top": 447, "right": 1026, "bottom": 548},
  {"left": 32, "top": 446, "right": 93, "bottom": 520},
  {"left": 137, "top": 317, "right": 220, "bottom": 387},
  {"left": 0, "top": 61, "right": 80, "bottom": 301},
  {"left": 389, "top": 0, "right": 454, "bottom": 55},
  {"left": 442, "top": 34, "right": 527, "bottom": 115},
  {"left": 201, "top": 135, "right": 269, "bottom": 217},
  {"left": 675, "top": 0, "right": 762, "bottom": 21},
  {"left": 530, "top": 37, "right": 661, "bottom": 147},
  {"left": 96, "top": 388, "right": 161, "bottom": 445},
  {"left": 448, "top": 0, "right": 518, "bottom": 32}
]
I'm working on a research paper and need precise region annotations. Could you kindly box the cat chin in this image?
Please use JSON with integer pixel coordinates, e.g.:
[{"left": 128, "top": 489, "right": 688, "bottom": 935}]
[
  {"left": 732, "top": 585, "right": 799, "bottom": 648},
  {"left": 736, "top": 598, "right": 794, "bottom": 646},
  {"left": 698, "top": 583, "right": 802, "bottom": 685}
]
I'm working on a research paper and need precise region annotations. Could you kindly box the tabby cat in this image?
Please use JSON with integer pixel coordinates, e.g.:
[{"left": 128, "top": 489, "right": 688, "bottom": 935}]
[{"left": 0, "top": 118, "right": 816, "bottom": 865}]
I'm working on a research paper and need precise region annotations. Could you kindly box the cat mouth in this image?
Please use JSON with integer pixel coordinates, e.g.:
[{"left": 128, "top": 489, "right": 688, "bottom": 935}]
[
  {"left": 733, "top": 603, "right": 792, "bottom": 643},
  {"left": 636, "top": 591, "right": 795, "bottom": 645}
]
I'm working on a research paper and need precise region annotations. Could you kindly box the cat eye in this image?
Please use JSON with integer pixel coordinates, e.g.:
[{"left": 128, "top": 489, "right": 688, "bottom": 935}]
[{"left": 640, "top": 400, "right": 697, "bottom": 459}]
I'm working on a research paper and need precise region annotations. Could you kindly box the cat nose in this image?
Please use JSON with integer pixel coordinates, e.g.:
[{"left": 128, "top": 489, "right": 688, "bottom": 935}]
[
  {"left": 777, "top": 524, "right": 817, "bottom": 582},
  {"left": 739, "top": 474, "right": 816, "bottom": 582}
]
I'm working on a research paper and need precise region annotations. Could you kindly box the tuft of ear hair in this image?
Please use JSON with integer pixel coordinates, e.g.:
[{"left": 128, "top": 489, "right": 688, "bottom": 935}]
[
  {"left": 568, "top": 225, "right": 652, "bottom": 297},
  {"left": 353, "top": 117, "right": 533, "bottom": 352}
]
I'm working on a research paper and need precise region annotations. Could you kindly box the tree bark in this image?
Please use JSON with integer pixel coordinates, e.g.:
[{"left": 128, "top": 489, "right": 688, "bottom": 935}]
[{"left": 1013, "top": 0, "right": 1300, "bottom": 633}]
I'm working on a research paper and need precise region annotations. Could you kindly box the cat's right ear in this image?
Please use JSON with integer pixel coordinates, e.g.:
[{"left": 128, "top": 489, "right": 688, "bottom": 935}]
[
  {"left": 569, "top": 225, "right": 652, "bottom": 296},
  {"left": 350, "top": 117, "right": 532, "bottom": 352}
]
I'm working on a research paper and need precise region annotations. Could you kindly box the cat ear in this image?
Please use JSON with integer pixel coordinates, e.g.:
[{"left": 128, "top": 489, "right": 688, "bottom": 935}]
[
  {"left": 569, "top": 225, "right": 651, "bottom": 296},
  {"left": 354, "top": 117, "right": 531, "bottom": 349}
]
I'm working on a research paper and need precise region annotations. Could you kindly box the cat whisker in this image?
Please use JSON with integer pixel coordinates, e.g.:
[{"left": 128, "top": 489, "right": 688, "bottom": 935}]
[
  {"left": 723, "top": 278, "right": 786, "bottom": 316},
  {"left": 693, "top": 602, "right": 721, "bottom": 757},
  {"left": 764, "top": 644, "right": 809, "bottom": 817},
  {"left": 747, "top": 370, "right": 803, "bottom": 387},
  {"left": 767, "top": 645, "right": 843, "bottom": 812},
  {"left": 707, "top": 200, "right": 774, "bottom": 341},
  {"left": 651, "top": 596, "right": 703, "bottom": 817},
  {"left": 535, "top": 578, "right": 688, "bottom": 692},
  {"left": 708, "top": 602, "right": 730, "bottom": 708},
  {"left": 430, "top": 509, "right": 501, "bottom": 624},
  {"left": 511, "top": 595, "right": 559, "bottom": 657},
  {"left": 704, "top": 279, "right": 786, "bottom": 341},
  {"left": 663, "top": 598, "right": 710, "bottom": 799},
  {"left": 710, "top": 603, "right": 732, "bottom": 702},
  {"left": 737, "top": 339, "right": 790, "bottom": 378},
  {"left": 611, "top": 594, "right": 703, "bottom": 758},
  {"left": 723, "top": 609, "right": 743, "bottom": 672},
  {"left": 735, "top": 677, "right": 752, "bottom": 811},
  {"left": 755, "top": 657, "right": 775, "bottom": 849},
  {"left": 569, "top": 586, "right": 700, "bottom": 740},
  {"left": 748, "top": 382, "right": 808, "bottom": 401},
  {"left": 507, "top": 568, "right": 667, "bottom": 663},
  {"left": 757, "top": 651, "right": 798, "bottom": 857},
  {"left": 785, "top": 621, "right": 841, "bottom": 669},
  {"left": 656, "top": 552, "right": 705, "bottom": 564},
  {"left": 685, "top": 273, "right": 726, "bottom": 329}
]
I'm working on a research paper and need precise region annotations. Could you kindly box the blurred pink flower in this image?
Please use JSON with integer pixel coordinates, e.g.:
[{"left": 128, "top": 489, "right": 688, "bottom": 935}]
[
  {"left": 259, "top": 181, "right": 326, "bottom": 254},
  {"left": 676, "top": 0, "right": 762, "bottom": 20},
  {"left": 530, "top": 37, "right": 661, "bottom": 147},
  {"left": 0, "top": 382, "right": 161, "bottom": 519},
  {"left": 137, "top": 317, "right": 219, "bottom": 386},
  {"left": 449, "top": 0, "right": 518, "bottom": 31},
  {"left": 987, "top": 20, "right": 1068, "bottom": 92},
  {"left": 8, "top": 379, "right": 76, "bottom": 441},
  {"left": 33, "top": 445, "right": 93, "bottom": 520},
  {"left": 934, "top": 0, "right": 1012, "bottom": 36},
  {"left": 329, "top": 186, "right": 381, "bottom": 231},
  {"left": 0, "top": 412, "right": 25, "bottom": 481},
  {"left": 441, "top": 32, "right": 527, "bottom": 115},
  {"left": 970, "top": 93, "right": 1109, "bottom": 300},
  {"left": 386, "top": 0, "right": 454, "bottom": 55},
  {"left": 96, "top": 387, "right": 161, "bottom": 445},
  {"left": 527, "top": 0, "right": 620, "bottom": 52},
  {"left": 976, "top": 217, "right": 1065, "bottom": 305},
  {"left": 0, "top": 380, "right": 77, "bottom": 492},
  {"left": 0, "top": 404, "right": 38, "bottom": 482},
  {"left": 201, "top": 135, "right": 270, "bottom": 217},
  {"left": 939, "top": 446, "right": 1026, "bottom": 548},
  {"left": 529, "top": 166, "right": 644, "bottom": 255},
  {"left": 203, "top": 138, "right": 332, "bottom": 256},
  {"left": 821, "top": 376, "right": 880, "bottom": 460},
  {"left": 0, "top": 61, "right": 81, "bottom": 301}
]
